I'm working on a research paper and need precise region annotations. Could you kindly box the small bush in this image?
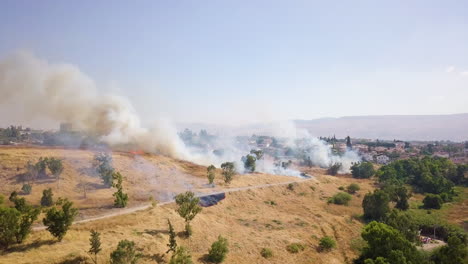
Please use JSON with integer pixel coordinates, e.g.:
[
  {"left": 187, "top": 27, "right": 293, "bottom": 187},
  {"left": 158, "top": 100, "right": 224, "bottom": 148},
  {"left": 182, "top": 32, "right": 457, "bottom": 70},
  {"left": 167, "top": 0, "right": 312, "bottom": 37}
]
[
  {"left": 260, "top": 248, "right": 273, "bottom": 258},
  {"left": 328, "top": 192, "right": 352, "bottom": 205},
  {"left": 338, "top": 186, "right": 345, "bottom": 191},
  {"left": 287, "top": 183, "right": 295, "bottom": 191},
  {"left": 110, "top": 240, "right": 139, "bottom": 264},
  {"left": 40, "top": 188, "right": 53, "bottom": 207},
  {"left": 423, "top": 194, "right": 443, "bottom": 209},
  {"left": 319, "top": 236, "right": 336, "bottom": 251},
  {"left": 346, "top": 183, "right": 360, "bottom": 194},
  {"left": 22, "top": 184, "right": 32, "bottom": 194},
  {"left": 207, "top": 235, "right": 229, "bottom": 263},
  {"left": 286, "top": 243, "right": 305, "bottom": 253}
]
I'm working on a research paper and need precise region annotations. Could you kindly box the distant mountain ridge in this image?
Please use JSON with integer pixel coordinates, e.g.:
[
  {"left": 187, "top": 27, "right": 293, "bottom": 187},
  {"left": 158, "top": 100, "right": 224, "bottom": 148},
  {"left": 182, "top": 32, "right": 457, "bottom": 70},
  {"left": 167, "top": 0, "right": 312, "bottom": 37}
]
[
  {"left": 178, "top": 113, "right": 468, "bottom": 141},
  {"left": 294, "top": 113, "right": 468, "bottom": 141}
]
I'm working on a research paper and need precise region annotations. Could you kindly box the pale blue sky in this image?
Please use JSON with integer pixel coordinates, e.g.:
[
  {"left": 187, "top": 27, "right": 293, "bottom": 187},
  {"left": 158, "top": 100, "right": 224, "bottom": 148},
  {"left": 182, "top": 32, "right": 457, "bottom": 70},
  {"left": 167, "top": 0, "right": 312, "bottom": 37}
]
[{"left": 1, "top": 0, "right": 468, "bottom": 125}]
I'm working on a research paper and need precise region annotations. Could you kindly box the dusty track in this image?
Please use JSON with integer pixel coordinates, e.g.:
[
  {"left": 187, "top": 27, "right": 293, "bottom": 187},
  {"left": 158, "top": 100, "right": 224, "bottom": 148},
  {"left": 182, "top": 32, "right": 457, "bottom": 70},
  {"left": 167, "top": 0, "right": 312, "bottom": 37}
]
[{"left": 33, "top": 178, "right": 313, "bottom": 231}]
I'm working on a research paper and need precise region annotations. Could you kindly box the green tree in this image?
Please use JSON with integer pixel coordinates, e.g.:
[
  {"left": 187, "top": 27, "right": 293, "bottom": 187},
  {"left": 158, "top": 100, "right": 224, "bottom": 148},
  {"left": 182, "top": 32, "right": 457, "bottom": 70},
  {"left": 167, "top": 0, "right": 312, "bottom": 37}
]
[
  {"left": 8, "top": 193, "right": 40, "bottom": 244},
  {"left": 175, "top": 191, "right": 202, "bottom": 237},
  {"left": 94, "top": 153, "right": 114, "bottom": 187},
  {"left": 355, "top": 221, "right": 423, "bottom": 264},
  {"left": 21, "top": 183, "right": 32, "bottom": 195},
  {"left": 41, "top": 188, "right": 54, "bottom": 207},
  {"left": 393, "top": 186, "right": 411, "bottom": 211},
  {"left": 207, "top": 165, "right": 216, "bottom": 185},
  {"left": 166, "top": 219, "right": 177, "bottom": 254},
  {"left": 327, "top": 162, "right": 342, "bottom": 176},
  {"left": 362, "top": 190, "right": 390, "bottom": 221},
  {"left": 351, "top": 162, "right": 375, "bottom": 179},
  {"left": 47, "top": 158, "right": 64, "bottom": 186},
  {"left": 242, "top": 154, "right": 256, "bottom": 172},
  {"left": 319, "top": 236, "right": 336, "bottom": 251},
  {"left": 169, "top": 246, "right": 193, "bottom": 264},
  {"left": 112, "top": 172, "right": 128, "bottom": 208},
  {"left": 43, "top": 198, "right": 78, "bottom": 241},
  {"left": 422, "top": 194, "right": 443, "bottom": 209},
  {"left": 431, "top": 234, "right": 467, "bottom": 264},
  {"left": 347, "top": 183, "right": 361, "bottom": 194},
  {"left": 346, "top": 136, "right": 352, "bottom": 149},
  {"left": 207, "top": 235, "right": 229, "bottom": 263},
  {"left": 0, "top": 207, "right": 20, "bottom": 250},
  {"left": 110, "top": 240, "right": 139, "bottom": 264},
  {"left": 35, "top": 157, "right": 48, "bottom": 178},
  {"left": 250, "top": 149, "right": 264, "bottom": 160},
  {"left": 220, "top": 162, "right": 236, "bottom": 184},
  {"left": 88, "top": 230, "right": 102, "bottom": 264},
  {"left": 384, "top": 210, "right": 418, "bottom": 243}
]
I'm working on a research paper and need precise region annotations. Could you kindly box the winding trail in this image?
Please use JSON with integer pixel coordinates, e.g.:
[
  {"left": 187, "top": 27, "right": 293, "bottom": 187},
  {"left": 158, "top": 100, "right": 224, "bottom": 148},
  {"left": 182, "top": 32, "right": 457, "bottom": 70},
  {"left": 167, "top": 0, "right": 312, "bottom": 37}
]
[{"left": 33, "top": 178, "right": 313, "bottom": 231}]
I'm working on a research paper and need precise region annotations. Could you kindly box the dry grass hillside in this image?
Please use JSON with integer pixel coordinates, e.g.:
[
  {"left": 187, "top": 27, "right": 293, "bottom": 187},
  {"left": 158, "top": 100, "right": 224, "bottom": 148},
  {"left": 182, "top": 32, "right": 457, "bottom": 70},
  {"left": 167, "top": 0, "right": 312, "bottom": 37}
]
[
  {"left": 0, "top": 146, "right": 296, "bottom": 219},
  {"left": 0, "top": 170, "right": 375, "bottom": 264}
]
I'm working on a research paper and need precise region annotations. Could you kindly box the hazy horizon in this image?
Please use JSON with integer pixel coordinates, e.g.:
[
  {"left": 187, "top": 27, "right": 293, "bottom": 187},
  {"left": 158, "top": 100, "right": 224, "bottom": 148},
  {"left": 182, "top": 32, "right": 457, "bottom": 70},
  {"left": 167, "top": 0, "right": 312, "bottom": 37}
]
[{"left": 1, "top": 1, "right": 468, "bottom": 127}]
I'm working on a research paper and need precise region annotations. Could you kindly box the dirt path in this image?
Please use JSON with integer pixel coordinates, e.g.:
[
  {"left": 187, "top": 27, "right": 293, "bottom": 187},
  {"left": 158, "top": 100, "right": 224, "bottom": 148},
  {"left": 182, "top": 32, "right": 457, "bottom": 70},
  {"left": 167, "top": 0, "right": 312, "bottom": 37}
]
[{"left": 33, "top": 178, "right": 313, "bottom": 231}]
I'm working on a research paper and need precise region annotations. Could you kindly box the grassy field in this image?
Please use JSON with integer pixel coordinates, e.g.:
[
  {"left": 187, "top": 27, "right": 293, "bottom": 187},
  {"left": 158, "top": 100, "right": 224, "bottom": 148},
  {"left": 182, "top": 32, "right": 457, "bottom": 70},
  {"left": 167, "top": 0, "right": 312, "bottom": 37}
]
[
  {"left": 0, "top": 171, "right": 376, "bottom": 264},
  {"left": 1, "top": 146, "right": 465, "bottom": 263},
  {"left": 0, "top": 146, "right": 297, "bottom": 219}
]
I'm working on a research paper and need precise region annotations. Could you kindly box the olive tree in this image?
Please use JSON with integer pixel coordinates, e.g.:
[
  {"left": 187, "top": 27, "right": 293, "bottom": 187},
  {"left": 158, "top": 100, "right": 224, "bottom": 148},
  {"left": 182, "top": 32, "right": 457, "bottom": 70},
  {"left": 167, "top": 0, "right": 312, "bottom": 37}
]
[{"left": 175, "top": 191, "right": 202, "bottom": 237}]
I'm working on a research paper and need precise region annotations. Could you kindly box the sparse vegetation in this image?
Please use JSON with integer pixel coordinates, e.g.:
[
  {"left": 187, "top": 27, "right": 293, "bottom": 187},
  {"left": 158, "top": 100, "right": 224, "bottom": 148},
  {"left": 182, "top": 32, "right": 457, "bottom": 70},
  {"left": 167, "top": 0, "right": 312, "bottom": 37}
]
[
  {"left": 318, "top": 236, "right": 336, "bottom": 251},
  {"left": 175, "top": 191, "right": 202, "bottom": 237},
  {"left": 286, "top": 242, "right": 305, "bottom": 253},
  {"left": 207, "top": 235, "right": 229, "bottom": 263},
  {"left": 260, "top": 248, "right": 273, "bottom": 258}
]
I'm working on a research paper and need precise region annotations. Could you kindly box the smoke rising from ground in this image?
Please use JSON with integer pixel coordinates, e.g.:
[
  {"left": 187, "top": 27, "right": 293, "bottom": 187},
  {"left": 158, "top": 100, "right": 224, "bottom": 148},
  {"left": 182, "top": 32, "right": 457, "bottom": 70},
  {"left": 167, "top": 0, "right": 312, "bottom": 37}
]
[
  {"left": 0, "top": 52, "right": 359, "bottom": 175},
  {"left": 0, "top": 52, "right": 189, "bottom": 158}
]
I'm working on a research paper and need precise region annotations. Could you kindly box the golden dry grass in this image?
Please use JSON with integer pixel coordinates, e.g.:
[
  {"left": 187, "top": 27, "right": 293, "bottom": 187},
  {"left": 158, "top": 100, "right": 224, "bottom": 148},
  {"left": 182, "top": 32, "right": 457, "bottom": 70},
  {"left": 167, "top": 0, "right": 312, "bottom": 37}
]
[
  {"left": 0, "top": 146, "right": 296, "bottom": 219},
  {"left": 0, "top": 167, "right": 376, "bottom": 264}
]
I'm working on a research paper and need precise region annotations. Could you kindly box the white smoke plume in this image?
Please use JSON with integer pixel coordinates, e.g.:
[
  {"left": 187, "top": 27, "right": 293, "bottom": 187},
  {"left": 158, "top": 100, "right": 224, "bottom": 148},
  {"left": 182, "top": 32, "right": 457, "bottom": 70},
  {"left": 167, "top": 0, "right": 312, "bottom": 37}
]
[
  {"left": 0, "top": 52, "right": 359, "bottom": 176},
  {"left": 0, "top": 51, "right": 190, "bottom": 158}
]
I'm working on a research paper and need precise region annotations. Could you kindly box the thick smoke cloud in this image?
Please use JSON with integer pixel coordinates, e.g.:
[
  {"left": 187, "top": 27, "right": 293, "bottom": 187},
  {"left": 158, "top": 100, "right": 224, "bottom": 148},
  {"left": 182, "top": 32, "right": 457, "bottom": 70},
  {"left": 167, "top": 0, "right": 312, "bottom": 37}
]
[
  {"left": 0, "top": 52, "right": 359, "bottom": 175},
  {"left": 0, "top": 52, "right": 189, "bottom": 158}
]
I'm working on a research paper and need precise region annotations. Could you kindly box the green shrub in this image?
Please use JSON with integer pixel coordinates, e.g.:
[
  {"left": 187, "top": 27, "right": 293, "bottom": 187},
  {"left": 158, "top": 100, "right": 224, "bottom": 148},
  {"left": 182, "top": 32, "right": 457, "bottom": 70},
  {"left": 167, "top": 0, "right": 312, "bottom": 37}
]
[
  {"left": 207, "top": 235, "right": 229, "bottom": 263},
  {"left": 338, "top": 186, "right": 345, "bottom": 190},
  {"left": 328, "top": 192, "right": 352, "bottom": 205},
  {"left": 110, "top": 240, "right": 139, "bottom": 264},
  {"left": 286, "top": 243, "right": 305, "bottom": 253},
  {"left": 423, "top": 194, "right": 443, "bottom": 209},
  {"left": 351, "top": 162, "right": 375, "bottom": 179},
  {"left": 319, "top": 236, "right": 336, "bottom": 251},
  {"left": 21, "top": 184, "right": 32, "bottom": 194},
  {"left": 260, "top": 248, "right": 273, "bottom": 258},
  {"left": 287, "top": 183, "right": 295, "bottom": 191},
  {"left": 40, "top": 188, "right": 53, "bottom": 207},
  {"left": 347, "top": 183, "right": 361, "bottom": 194}
]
